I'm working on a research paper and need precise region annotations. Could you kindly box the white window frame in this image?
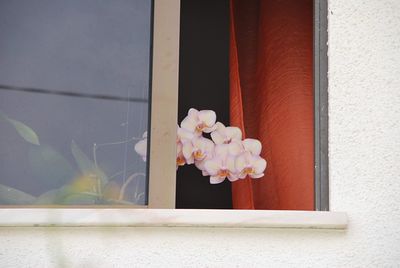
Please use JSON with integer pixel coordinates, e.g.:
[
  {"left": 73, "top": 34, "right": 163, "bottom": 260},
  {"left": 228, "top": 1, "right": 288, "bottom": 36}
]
[
  {"left": 147, "top": 0, "right": 180, "bottom": 208},
  {"left": 0, "top": 0, "right": 347, "bottom": 229}
]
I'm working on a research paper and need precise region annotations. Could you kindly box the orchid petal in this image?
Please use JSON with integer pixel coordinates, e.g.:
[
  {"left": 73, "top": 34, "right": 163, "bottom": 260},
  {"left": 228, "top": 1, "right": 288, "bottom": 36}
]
[
  {"left": 211, "top": 128, "right": 225, "bottom": 144},
  {"left": 188, "top": 108, "right": 199, "bottom": 117},
  {"left": 195, "top": 159, "right": 206, "bottom": 171},
  {"left": 200, "top": 137, "right": 215, "bottom": 153},
  {"left": 214, "top": 122, "right": 226, "bottom": 131},
  {"left": 238, "top": 173, "right": 247, "bottom": 179},
  {"left": 198, "top": 110, "right": 216, "bottom": 128},
  {"left": 215, "top": 144, "right": 229, "bottom": 159},
  {"left": 178, "top": 127, "right": 194, "bottom": 141},
  {"left": 177, "top": 147, "right": 185, "bottom": 166},
  {"left": 193, "top": 137, "right": 209, "bottom": 149},
  {"left": 244, "top": 151, "right": 254, "bottom": 162},
  {"left": 204, "top": 158, "right": 221, "bottom": 175},
  {"left": 176, "top": 142, "right": 183, "bottom": 153},
  {"left": 235, "top": 153, "right": 247, "bottom": 173},
  {"left": 205, "top": 138, "right": 215, "bottom": 152},
  {"left": 202, "top": 170, "right": 210, "bottom": 176},
  {"left": 226, "top": 155, "right": 236, "bottom": 174},
  {"left": 182, "top": 142, "right": 194, "bottom": 164},
  {"left": 250, "top": 173, "right": 264, "bottom": 179},
  {"left": 181, "top": 116, "right": 198, "bottom": 133},
  {"left": 142, "top": 131, "right": 148, "bottom": 138},
  {"left": 203, "top": 125, "right": 218, "bottom": 133},
  {"left": 227, "top": 173, "right": 239, "bottom": 182},
  {"left": 228, "top": 141, "right": 243, "bottom": 156},
  {"left": 253, "top": 157, "right": 267, "bottom": 174},
  {"left": 210, "top": 176, "right": 225, "bottom": 184},
  {"left": 225, "top": 127, "right": 242, "bottom": 141},
  {"left": 243, "top": 138, "right": 262, "bottom": 155}
]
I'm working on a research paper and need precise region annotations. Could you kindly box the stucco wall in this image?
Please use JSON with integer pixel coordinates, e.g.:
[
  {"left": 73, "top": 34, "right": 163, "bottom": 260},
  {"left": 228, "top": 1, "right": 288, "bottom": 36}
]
[{"left": 1, "top": 0, "right": 400, "bottom": 267}]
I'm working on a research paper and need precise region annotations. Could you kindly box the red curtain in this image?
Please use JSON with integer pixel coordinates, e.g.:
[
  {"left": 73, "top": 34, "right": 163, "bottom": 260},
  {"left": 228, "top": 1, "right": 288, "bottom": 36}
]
[{"left": 230, "top": 0, "right": 314, "bottom": 210}]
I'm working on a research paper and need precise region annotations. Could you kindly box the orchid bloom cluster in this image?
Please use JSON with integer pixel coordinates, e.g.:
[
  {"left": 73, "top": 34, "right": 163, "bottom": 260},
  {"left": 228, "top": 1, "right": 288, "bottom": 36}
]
[{"left": 135, "top": 108, "right": 267, "bottom": 184}]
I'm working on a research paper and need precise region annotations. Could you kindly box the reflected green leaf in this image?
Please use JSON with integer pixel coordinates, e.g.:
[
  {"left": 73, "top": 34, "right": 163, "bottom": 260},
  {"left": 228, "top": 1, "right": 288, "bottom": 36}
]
[
  {"left": 34, "top": 189, "right": 60, "bottom": 205},
  {"left": 0, "top": 112, "right": 40, "bottom": 145},
  {"left": 0, "top": 184, "right": 36, "bottom": 205},
  {"left": 35, "top": 185, "right": 138, "bottom": 206},
  {"left": 35, "top": 186, "right": 98, "bottom": 205},
  {"left": 120, "top": 173, "right": 146, "bottom": 205},
  {"left": 102, "top": 181, "right": 121, "bottom": 200},
  {"left": 71, "top": 140, "right": 108, "bottom": 184},
  {"left": 35, "top": 186, "right": 72, "bottom": 205},
  {"left": 28, "top": 145, "right": 75, "bottom": 189}
]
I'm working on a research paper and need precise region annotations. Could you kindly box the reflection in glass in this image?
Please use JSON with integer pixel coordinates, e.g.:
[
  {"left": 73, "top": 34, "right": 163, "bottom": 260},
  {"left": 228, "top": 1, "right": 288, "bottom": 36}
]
[{"left": 0, "top": 0, "right": 152, "bottom": 206}]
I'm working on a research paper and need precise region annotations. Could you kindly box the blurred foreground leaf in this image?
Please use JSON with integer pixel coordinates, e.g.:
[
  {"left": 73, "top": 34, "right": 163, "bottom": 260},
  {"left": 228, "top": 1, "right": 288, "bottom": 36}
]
[
  {"left": 71, "top": 140, "right": 108, "bottom": 184},
  {"left": 0, "top": 184, "right": 36, "bottom": 205},
  {"left": 0, "top": 112, "right": 40, "bottom": 145}
]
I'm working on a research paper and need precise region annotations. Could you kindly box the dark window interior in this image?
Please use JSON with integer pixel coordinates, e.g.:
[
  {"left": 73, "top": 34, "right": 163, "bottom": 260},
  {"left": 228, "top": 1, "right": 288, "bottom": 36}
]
[{"left": 176, "top": 0, "right": 232, "bottom": 209}]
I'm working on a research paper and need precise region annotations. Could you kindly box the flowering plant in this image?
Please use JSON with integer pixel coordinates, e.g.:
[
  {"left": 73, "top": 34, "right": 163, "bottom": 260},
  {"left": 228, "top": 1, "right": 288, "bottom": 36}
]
[{"left": 135, "top": 108, "right": 267, "bottom": 184}]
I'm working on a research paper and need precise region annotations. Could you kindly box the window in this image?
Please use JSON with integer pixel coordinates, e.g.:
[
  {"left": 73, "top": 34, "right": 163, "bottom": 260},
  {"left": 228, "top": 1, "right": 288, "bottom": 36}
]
[
  {"left": 0, "top": 0, "right": 330, "bottom": 212},
  {"left": 175, "top": 0, "right": 329, "bottom": 211},
  {"left": 0, "top": 0, "right": 155, "bottom": 207}
]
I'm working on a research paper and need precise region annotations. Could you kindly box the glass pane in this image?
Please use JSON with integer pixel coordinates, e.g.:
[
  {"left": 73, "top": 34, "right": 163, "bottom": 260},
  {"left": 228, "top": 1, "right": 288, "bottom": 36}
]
[{"left": 0, "top": 0, "right": 152, "bottom": 206}]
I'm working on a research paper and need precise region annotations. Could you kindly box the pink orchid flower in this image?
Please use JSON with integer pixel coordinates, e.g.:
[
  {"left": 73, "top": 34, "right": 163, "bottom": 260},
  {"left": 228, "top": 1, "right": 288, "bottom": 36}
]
[
  {"left": 134, "top": 108, "right": 267, "bottom": 186},
  {"left": 235, "top": 151, "right": 267, "bottom": 179},
  {"left": 211, "top": 122, "right": 243, "bottom": 155},
  {"left": 204, "top": 145, "right": 238, "bottom": 184},
  {"left": 181, "top": 108, "right": 217, "bottom": 135},
  {"left": 182, "top": 136, "right": 215, "bottom": 165}
]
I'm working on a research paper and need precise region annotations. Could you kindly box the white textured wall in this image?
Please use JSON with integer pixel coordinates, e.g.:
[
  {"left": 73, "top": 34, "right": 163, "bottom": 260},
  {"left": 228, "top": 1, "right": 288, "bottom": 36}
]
[{"left": 1, "top": 0, "right": 400, "bottom": 267}]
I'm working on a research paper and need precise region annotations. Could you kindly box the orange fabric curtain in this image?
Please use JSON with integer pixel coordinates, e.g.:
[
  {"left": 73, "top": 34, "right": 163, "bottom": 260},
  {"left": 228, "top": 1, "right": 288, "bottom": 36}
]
[{"left": 230, "top": 0, "right": 314, "bottom": 210}]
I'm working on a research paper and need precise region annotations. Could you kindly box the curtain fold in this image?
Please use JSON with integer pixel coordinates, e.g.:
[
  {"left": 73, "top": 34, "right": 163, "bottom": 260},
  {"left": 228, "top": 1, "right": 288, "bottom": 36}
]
[{"left": 230, "top": 0, "right": 314, "bottom": 210}]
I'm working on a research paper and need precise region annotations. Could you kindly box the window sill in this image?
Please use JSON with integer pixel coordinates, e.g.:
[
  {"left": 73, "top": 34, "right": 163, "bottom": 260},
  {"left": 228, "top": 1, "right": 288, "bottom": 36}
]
[{"left": 0, "top": 209, "right": 347, "bottom": 229}]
